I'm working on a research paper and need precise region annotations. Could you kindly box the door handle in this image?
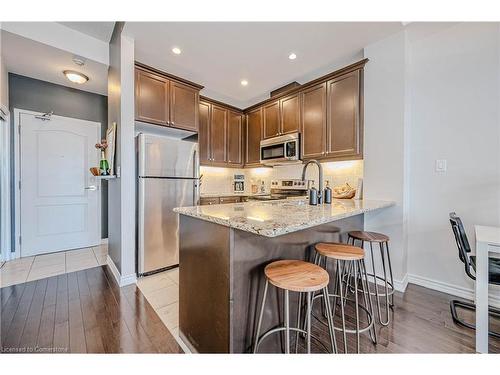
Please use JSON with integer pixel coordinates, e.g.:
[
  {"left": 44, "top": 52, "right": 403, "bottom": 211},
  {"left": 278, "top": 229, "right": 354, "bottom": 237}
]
[{"left": 85, "top": 186, "right": 97, "bottom": 191}]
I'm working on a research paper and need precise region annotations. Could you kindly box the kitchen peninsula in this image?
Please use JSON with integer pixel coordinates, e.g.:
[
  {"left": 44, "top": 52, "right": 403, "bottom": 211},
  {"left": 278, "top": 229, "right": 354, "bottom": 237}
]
[{"left": 174, "top": 198, "right": 394, "bottom": 353}]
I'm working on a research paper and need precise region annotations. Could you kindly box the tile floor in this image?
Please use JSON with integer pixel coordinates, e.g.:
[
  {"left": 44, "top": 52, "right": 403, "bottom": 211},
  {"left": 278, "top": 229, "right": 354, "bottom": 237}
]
[
  {"left": 0, "top": 244, "right": 107, "bottom": 288},
  {"left": 136, "top": 268, "right": 190, "bottom": 352}
]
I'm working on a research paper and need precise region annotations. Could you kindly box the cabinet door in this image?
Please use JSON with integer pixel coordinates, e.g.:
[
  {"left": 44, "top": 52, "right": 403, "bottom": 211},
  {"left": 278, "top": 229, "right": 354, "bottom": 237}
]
[
  {"left": 210, "top": 105, "right": 227, "bottom": 163},
  {"left": 246, "top": 107, "right": 263, "bottom": 166},
  {"left": 262, "top": 101, "right": 280, "bottom": 139},
  {"left": 301, "top": 83, "right": 327, "bottom": 159},
  {"left": 280, "top": 93, "right": 300, "bottom": 135},
  {"left": 227, "top": 111, "right": 243, "bottom": 166},
  {"left": 135, "top": 68, "right": 169, "bottom": 125},
  {"left": 199, "top": 101, "right": 211, "bottom": 165},
  {"left": 326, "top": 70, "right": 361, "bottom": 158},
  {"left": 169, "top": 80, "right": 199, "bottom": 131}
]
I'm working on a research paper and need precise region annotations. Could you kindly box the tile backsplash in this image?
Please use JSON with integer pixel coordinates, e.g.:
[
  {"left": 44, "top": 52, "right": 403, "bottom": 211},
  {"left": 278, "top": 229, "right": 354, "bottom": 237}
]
[{"left": 200, "top": 160, "right": 363, "bottom": 196}]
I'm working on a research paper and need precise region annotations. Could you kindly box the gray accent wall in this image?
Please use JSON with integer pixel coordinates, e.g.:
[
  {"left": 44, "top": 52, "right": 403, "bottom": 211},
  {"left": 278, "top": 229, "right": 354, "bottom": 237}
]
[{"left": 9, "top": 73, "right": 109, "bottom": 239}]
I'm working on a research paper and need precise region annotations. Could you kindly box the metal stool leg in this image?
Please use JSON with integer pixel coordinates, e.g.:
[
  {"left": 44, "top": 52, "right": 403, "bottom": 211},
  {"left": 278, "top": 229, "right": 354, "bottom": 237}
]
[
  {"left": 253, "top": 279, "right": 269, "bottom": 353},
  {"left": 337, "top": 260, "right": 348, "bottom": 353},
  {"left": 322, "top": 286, "right": 337, "bottom": 353},
  {"left": 284, "top": 290, "right": 290, "bottom": 354},
  {"left": 378, "top": 242, "right": 390, "bottom": 326},
  {"left": 353, "top": 260, "right": 360, "bottom": 353},
  {"left": 295, "top": 292, "right": 303, "bottom": 353},
  {"left": 359, "top": 259, "right": 377, "bottom": 344},
  {"left": 306, "top": 291, "right": 312, "bottom": 353},
  {"left": 385, "top": 241, "right": 395, "bottom": 307}
]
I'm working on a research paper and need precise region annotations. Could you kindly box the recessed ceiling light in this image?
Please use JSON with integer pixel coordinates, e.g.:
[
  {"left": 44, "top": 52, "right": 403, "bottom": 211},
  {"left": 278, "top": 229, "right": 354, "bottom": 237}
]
[
  {"left": 172, "top": 47, "right": 182, "bottom": 55},
  {"left": 63, "top": 70, "right": 89, "bottom": 84},
  {"left": 240, "top": 80, "right": 248, "bottom": 86},
  {"left": 288, "top": 53, "right": 297, "bottom": 60}
]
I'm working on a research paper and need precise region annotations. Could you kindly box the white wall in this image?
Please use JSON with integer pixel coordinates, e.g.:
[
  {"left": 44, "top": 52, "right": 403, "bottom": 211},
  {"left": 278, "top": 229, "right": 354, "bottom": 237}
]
[
  {"left": 0, "top": 25, "right": 8, "bottom": 108},
  {"left": 107, "top": 23, "right": 136, "bottom": 285},
  {"left": 407, "top": 23, "right": 500, "bottom": 299},
  {"left": 363, "top": 31, "right": 410, "bottom": 291},
  {"left": 363, "top": 23, "right": 500, "bottom": 301}
]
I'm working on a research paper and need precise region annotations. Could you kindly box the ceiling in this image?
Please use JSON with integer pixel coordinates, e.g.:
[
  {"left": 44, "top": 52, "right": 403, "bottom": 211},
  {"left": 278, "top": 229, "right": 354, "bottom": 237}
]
[
  {"left": 1, "top": 30, "right": 108, "bottom": 95},
  {"left": 123, "top": 22, "right": 404, "bottom": 108},
  {"left": 58, "top": 22, "right": 115, "bottom": 43}
]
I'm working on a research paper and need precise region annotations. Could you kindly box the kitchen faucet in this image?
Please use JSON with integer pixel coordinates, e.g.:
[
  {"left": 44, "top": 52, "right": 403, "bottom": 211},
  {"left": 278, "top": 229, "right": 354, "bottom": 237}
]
[{"left": 301, "top": 159, "right": 323, "bottom": 204}]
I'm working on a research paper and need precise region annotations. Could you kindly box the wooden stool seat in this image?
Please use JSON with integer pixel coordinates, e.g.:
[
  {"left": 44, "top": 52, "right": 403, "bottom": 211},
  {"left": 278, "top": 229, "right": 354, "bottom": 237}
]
[
  {"left": 348, "top": 231, "right": 389, "bottom": 243},
  {"left": 264, "top": 260, "right": 329, "bottom": 293},
  {"left": 315, "top": 242, "right": 365, "bottom": 261}
]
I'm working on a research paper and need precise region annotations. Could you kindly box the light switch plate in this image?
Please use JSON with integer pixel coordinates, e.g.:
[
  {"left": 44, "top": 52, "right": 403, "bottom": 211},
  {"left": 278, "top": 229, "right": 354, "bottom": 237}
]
[{"left": 435, "top": 159, "right": 447, "bottom": 172}]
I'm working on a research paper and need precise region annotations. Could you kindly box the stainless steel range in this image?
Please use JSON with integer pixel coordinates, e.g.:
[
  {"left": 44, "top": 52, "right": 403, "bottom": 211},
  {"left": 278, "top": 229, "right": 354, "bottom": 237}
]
[{"left": 248, "top": 179, "right": 307, "bottom": 201}]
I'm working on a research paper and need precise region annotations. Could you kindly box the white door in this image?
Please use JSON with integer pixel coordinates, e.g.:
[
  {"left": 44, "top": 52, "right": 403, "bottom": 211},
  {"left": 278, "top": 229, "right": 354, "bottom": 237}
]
[{"left": 20, "top": 112, "right": 101, "bottom": 257}]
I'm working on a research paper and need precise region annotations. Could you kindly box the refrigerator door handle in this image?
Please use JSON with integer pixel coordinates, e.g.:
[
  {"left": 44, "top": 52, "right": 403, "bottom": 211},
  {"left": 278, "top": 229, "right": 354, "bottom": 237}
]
[{"left": 193, "top": 149, "right": 200, "bottom": 205}]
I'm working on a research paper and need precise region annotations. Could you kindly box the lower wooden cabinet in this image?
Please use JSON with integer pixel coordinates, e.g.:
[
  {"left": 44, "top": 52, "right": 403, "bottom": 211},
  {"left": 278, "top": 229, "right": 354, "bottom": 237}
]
[
  {"left": 199, "top": 99, "right": 244, "bottom": 168},
  {"left": 200, "top": 196, "right": 244, "bottom": 205}
]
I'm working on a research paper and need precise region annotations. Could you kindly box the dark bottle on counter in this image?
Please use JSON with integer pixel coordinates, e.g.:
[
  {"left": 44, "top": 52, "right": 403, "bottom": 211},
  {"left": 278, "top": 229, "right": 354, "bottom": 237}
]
[
  {"left": 324, "top": 180, "right": 332, "bottom": 204},
  {"left": 309, "top": 182, "right": 318, "bottom": 205}
]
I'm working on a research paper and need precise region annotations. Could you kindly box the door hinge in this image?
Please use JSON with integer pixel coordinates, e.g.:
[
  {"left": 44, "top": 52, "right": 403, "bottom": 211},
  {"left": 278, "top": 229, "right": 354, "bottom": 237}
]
[
  {"left": 18, "top": 180, "right": 21, "bottom": 190},
  {"left": 19, "top": 236, "right": 21, "bottom": 245}
]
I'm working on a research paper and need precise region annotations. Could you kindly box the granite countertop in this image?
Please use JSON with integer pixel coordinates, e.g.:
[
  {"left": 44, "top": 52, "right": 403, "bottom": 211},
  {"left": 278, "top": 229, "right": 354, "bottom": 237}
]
[{"left": 174, "top": 199, "right": 395, "bottom": 237}]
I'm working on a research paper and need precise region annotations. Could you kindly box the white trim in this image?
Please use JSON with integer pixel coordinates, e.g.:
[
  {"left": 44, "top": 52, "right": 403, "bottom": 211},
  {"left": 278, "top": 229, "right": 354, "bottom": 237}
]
[
  {"left": 106, "top": 254, "right": 137, "bottom": 287},
  {"left": 101, "top": 238, "right": 108, "bottom": 245},
  {"left": 408, "top": 273, "right": 500, "bottom": 308},
  {"left": 14, "top": 108, "right": 102, "bottom": 259},
  {"left": 0, "top": 109, "right": 10, "bottom": 262},
  {"left": 394, "top": 273, "right": 408, "bottom": 293}
]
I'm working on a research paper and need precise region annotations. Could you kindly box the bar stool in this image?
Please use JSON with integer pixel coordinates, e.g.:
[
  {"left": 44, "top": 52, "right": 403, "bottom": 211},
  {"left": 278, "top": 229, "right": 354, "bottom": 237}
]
[
  {"left": 253, "top": 260, "right": 337, "bottom": 354},
  {"left": 348, "top": 231, "right": 394, "bottom": 326},
  {"left": 313, "top": 242, "right": 377, "bottom": 354}
]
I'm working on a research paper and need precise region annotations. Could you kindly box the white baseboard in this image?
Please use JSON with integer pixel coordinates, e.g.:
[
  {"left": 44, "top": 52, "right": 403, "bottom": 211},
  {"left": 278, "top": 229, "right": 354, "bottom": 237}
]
[
  {"left": 394, "top": 273, "right": 408, "bottom": 293},
  {"left": 106, "top": 254, "right": 137, "bottom": 287},
  {"left": 101, "top": 238, "right": 108, "bottom": 245},
  {"left": 408, "top": 273, "right": 500, "bottom": 308}
]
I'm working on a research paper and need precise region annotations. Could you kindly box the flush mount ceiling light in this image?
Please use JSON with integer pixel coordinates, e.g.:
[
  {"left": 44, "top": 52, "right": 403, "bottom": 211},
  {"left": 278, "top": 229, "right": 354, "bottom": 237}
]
[
  {"left": 240, "top": 80, "right": 248, "bottom": 86},
  {"left": 288, "top": 53, "right": 297, "bottom": 60},
  {"left": 172, "top": 47, "right": 182, "bottom": 55},
  {"left": 63, "top": 70, "right": 89, "bottom": 84}
]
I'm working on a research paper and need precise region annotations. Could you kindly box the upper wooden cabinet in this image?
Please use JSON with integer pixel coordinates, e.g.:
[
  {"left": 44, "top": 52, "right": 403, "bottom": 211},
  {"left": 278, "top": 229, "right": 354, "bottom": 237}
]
[
  {"left": 135, "top": 68, "right": 169, "bottom": 126},
  {"left": 200, "top": 98, "right": 244, "bottom": 168},
  {"left": 210, "top": 105, "right": 228, "bottom": 163},
  {"left": 135, "top": 65, "right": 201, "bottom": 131},
  {"left": 170, "top": 80, "right": 199, "bottom": 132},
  {"left": 227, "top": 111, "right": 243, "bottom": 166},
  {"left": 280, "top": 93, "right": 301, "bottom": 135},
  {"left": 245, "top": 107, "right": 263, "bottom": 166},
  {"left": 263, "top": 101, "right": 280, "bottom": 139},
  {"left": 301, "top": 83, "right": 327, "bottom": 159},
  {"left": 262, "top": 94, "right": 300, "bottom": 139},
  {"left": 326, "top": 70, "right": 362, "bottom": 158},
  {"left": 198, "top": 100, "right": 211, "bottom": 164}
]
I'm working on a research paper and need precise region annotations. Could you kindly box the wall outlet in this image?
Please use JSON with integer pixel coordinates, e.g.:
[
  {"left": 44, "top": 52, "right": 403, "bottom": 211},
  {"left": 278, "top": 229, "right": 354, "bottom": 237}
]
[{"left": 435, "top": 159, "right": 447, "bottom": 172}]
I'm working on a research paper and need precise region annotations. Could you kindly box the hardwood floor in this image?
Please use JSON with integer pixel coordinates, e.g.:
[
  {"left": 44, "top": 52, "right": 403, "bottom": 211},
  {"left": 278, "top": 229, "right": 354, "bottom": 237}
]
[
  {"left": 1, "top": 265, "right": 499, "bottom": 353},
  {"left": 297, "top": 283, "right": 500, "bottom": 354},
  {"left": 0, "top": 266, "right": 182, "bottom": 353}
]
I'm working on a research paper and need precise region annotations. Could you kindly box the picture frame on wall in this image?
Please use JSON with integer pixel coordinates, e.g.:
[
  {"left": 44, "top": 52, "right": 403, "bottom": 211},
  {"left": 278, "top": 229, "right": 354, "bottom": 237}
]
[{"left": 105, "top": 122, "right": 117, "bottom": 176}]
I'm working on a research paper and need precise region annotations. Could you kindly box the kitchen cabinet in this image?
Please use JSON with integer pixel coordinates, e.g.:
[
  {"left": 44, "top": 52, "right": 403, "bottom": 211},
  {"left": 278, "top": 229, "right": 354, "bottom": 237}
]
[
  {"left": 200, "top": 99, "right": 244, "bottom": 167},
  {"left": 262, "top": 94, "right": 300, "bottom": 139},
  {"left": 135, "top": 68, "right": 169, "bottom": 125},
  {"left": 199, "top": 101, "right": 211, "bottom": 164},
  {"left": 200, "top": 197, "right": 220, "bottom": 206},
  {"left": 300, "top": 69, "right": 363, "bottom": 161},
  {"left": 227, "top": 110, "right": 243, "bottom": 166},
  {"left": 169, "top": 80, "right": 199, "bottom": 131},
  {"left": 135, "top": 65, "right": 201, "bottom": 131},
  {"left": 219, "top": 196, "right": 241, "bottom": 204},
  {"left": 211, "top": 105, "right": 228, "bottom": 163},
  {"left": 245, "top": 107, "right": 263, "bottom": 166},
  {"left": 301, "top": 83, "right": 327, "bottom": 159},
  {"left": 326, "top": 70, "right": 362, "bottom": 159},
  {"left": 263, "top": 100, "right": 280, "bottom": 139}
]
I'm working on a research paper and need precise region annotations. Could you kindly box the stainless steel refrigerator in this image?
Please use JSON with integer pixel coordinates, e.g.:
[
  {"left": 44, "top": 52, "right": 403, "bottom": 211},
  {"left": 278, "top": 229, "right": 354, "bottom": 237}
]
[{"left": 137, "top": 133, "right": 199, "bottom": 275}]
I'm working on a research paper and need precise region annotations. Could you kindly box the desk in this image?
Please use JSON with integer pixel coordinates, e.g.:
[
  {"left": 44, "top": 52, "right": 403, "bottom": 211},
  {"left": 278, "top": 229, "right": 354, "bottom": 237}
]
[{"left": 474, "top": 225, "right": 500, "bottom": 353}]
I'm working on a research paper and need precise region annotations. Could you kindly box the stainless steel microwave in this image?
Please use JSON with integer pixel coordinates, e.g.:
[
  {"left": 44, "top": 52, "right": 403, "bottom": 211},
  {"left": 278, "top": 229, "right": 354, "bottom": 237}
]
[{"left": 260, "top": 132, "right": 300, "bottom": 166}]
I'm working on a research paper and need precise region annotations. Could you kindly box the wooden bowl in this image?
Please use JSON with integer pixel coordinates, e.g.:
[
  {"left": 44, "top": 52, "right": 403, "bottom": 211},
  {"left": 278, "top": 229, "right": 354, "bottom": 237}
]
[{"left": 90, "top": 167, "right": 100, "bottom": 176}]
